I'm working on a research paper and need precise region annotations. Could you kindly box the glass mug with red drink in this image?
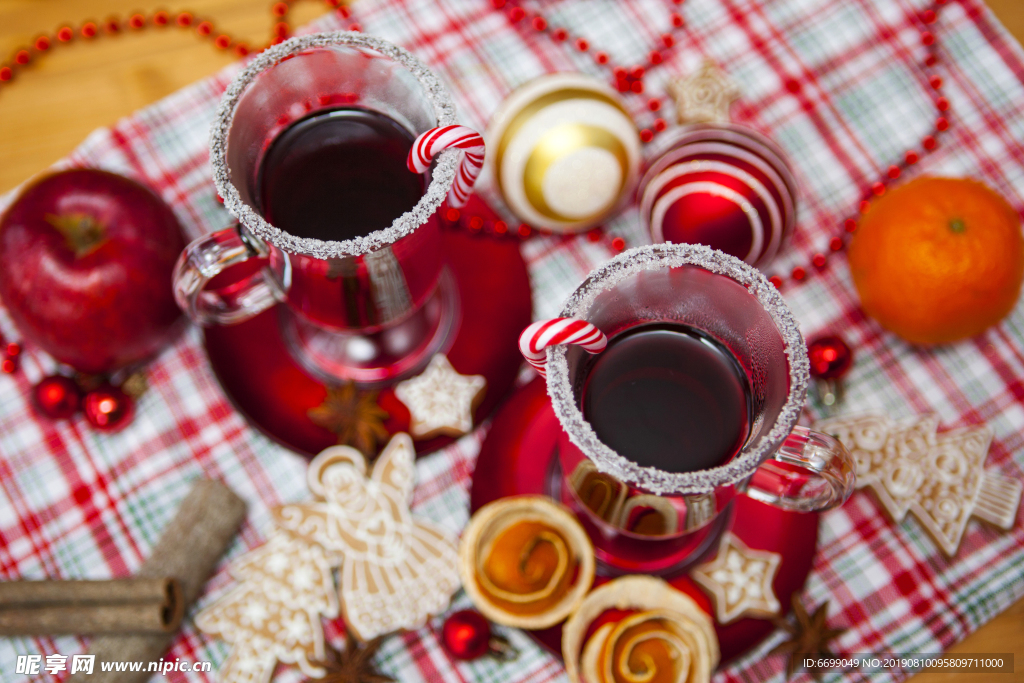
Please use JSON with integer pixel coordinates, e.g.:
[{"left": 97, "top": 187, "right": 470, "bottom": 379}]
[
  {"left": 174, "top": 33, "right": 480, "bottom": 383},
  {"left": 522, "top": 243, "right": 856, "bottom": 575}
]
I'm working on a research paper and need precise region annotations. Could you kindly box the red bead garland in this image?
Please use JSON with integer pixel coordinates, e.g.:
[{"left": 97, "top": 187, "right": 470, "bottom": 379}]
[
  {"left": 0, "top": 0, "right": 957, "bottom": 270},
  {"left": 763, "top": 0, "right": 952, "bottom": 291},
  {"left": 0, "top": 0, "right": 359, "bottom": 89},
  {"left": 1, "top": 341, "right": 20, "bottom": 374},
  {"left": 493, "top": 0, "right": 689, "bottom": 142}
]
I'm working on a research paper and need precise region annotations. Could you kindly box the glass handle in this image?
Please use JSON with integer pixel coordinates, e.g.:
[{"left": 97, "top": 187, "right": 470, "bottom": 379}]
[
  {"left": 172, "top": 225, "right": 284, "bottom": 326},
  {"left": 744, "top": 426, "right": 856, "bottom": 512}
]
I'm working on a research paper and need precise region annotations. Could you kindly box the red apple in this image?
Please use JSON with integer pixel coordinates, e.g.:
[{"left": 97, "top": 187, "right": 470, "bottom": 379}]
[{"left": 0, "top": 168, "right": 186, "bottom": 374}]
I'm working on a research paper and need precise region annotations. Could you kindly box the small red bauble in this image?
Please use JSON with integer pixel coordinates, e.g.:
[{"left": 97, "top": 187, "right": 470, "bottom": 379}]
[
  {"left": 83, "top": 385, "right": 134, "bottom": 431},
  {"left": 807, "top": 335, "right": 853, "bottom": 380},
  {"left": 442, "top": 610, "right": 491, "bottom": 660},
  {"left": 34, "top": 375, "right": 82, "bottom": 419}
]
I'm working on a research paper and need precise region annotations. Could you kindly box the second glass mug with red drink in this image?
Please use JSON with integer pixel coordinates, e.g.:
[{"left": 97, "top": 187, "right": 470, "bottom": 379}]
[
  {"left": 542, "top": 243, "right": 856, "bottom": 575},
  {"left": 174, "top": 32, "right": 468, "bottom": 383}
]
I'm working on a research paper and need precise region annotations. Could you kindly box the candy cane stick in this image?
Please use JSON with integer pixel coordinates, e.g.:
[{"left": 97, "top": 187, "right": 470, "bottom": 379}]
[
  {"left": 407, "top": 125, "right": 485, "bottom": 208},
  {"left": 519, "top": 318, "right": 608, "bottom": 377}
]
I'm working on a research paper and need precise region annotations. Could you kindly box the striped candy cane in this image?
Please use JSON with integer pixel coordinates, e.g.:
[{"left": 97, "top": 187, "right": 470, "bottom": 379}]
[
  {"left": 407, "top": 125, "right": 485, "bottom": 208},
  {"left": 519, "top": 318, "right": 608, "bottom": 377}
]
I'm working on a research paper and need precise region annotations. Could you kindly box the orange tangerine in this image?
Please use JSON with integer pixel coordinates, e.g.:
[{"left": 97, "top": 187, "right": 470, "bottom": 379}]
[{"left": 848, "top": 177, "right": 1024, "bottom": 345}]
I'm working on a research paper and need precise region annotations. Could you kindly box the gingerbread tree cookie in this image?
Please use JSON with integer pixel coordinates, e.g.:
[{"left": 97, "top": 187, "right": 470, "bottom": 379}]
[
  {"left": 274, "top": 433, "right": 461, "bottom": 640},
  {"left": 195, "top": 530, "right": 338, "bottom": 683},
  {"left": 816, "top": 413, "right": 1022, "bottom": 556}
]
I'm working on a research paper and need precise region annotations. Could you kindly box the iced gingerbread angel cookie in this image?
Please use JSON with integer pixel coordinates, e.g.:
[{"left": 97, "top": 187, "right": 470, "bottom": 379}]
[
  {"left": 274, "top": 433, "right": 461, "bottom": 640},
  {"left": 197, "top": 433, "right": 461, "bottom": 682}
]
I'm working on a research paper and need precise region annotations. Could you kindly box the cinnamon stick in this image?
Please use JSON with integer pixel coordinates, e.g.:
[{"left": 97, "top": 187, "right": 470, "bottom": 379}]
[
  {"left": 69, "top": 479, "right": 246, "bottom": 683},
  {"left": 0, "top": 577, "right": 177, "bottom": 607},
  {"left": 0, "top": 578, "right": 182, "bottom": 634}
]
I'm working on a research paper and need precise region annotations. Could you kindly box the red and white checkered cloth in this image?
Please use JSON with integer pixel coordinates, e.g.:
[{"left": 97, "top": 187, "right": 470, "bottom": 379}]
[{"left": 3, "top": 0, "right": 1024, "bottom": 681}]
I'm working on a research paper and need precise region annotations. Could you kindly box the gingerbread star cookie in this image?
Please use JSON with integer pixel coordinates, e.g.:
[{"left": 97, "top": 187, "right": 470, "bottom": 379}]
[
  {"left": 691, "top": 532, "right": 781, "bottom": 624},
  {"left": 815, "top": 413, "right": 1022, "bottom": 556},
  {"left": 394, "top": 354, "right": 486, "bottom": 439},
  {"left": 669, "top": 59, "right": 741, "bottom": 124}
]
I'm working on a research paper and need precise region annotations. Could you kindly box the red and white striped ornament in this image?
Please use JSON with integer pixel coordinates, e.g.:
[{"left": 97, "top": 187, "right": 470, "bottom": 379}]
[
  {"left": 408, "top": 125, "right": 486, "bottom": 208},
  {"left": 639, "top": 123, "right": 798, "bottom": 269},
  {"left": 519, "top": 318, "right": 607, "bottom": 377}
]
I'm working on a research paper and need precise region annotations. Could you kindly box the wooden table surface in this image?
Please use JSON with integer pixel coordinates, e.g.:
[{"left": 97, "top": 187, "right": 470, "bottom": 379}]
[{"left": 1, "top": 0, "right": 1023, "bottom": 680}]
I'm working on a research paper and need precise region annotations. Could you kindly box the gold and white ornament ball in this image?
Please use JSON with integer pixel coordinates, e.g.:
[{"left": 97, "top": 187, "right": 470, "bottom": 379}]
[{"left": 486, "top": 73, "right": 642, "bottom": 233}]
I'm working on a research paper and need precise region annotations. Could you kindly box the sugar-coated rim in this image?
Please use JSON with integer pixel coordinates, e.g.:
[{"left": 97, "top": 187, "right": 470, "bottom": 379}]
[
  {"left": 210, "top": 31, "right": 459, "bottom": 258},
  {"left": 545, "top": 243, "right": 809, "bottom": 496}
]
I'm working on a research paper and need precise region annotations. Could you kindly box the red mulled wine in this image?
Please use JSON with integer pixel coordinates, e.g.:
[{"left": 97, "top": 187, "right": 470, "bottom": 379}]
[
  {"left": 581, "top": 323, "right": 752, "bottom": 474},
  {"left": 258, "top": 107, "right": 426, "bottom": 242}
]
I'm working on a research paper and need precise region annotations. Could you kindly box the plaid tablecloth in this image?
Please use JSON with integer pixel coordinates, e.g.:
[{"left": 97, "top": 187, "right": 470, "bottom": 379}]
[{"left": 3, "top": 0, "right": 1024, "bottom": 681}]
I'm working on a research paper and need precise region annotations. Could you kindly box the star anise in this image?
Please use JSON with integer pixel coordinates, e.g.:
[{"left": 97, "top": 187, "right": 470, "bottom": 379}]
[
  {"left": 769, "top": 595, "right": 847, "bottom": 680},
  {"left": 307, "top": 383, "right": 389, "bottom": 457},
  {"left": 310, "top": 634, "right": 394, "bottom": 683}
]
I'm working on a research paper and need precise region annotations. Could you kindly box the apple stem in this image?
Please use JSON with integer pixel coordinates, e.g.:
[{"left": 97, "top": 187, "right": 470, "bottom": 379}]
[{"left": 45, "top": 213, "right": 108, "bottom": 257}]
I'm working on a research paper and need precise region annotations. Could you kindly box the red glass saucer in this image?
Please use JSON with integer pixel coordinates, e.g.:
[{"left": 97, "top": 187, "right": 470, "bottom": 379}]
[
  {"left": 203, "top": 200, "right": 532, "bottom": 457},
  {"left": 471, "top": 377, "right": 818, "bottom": 664}
]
